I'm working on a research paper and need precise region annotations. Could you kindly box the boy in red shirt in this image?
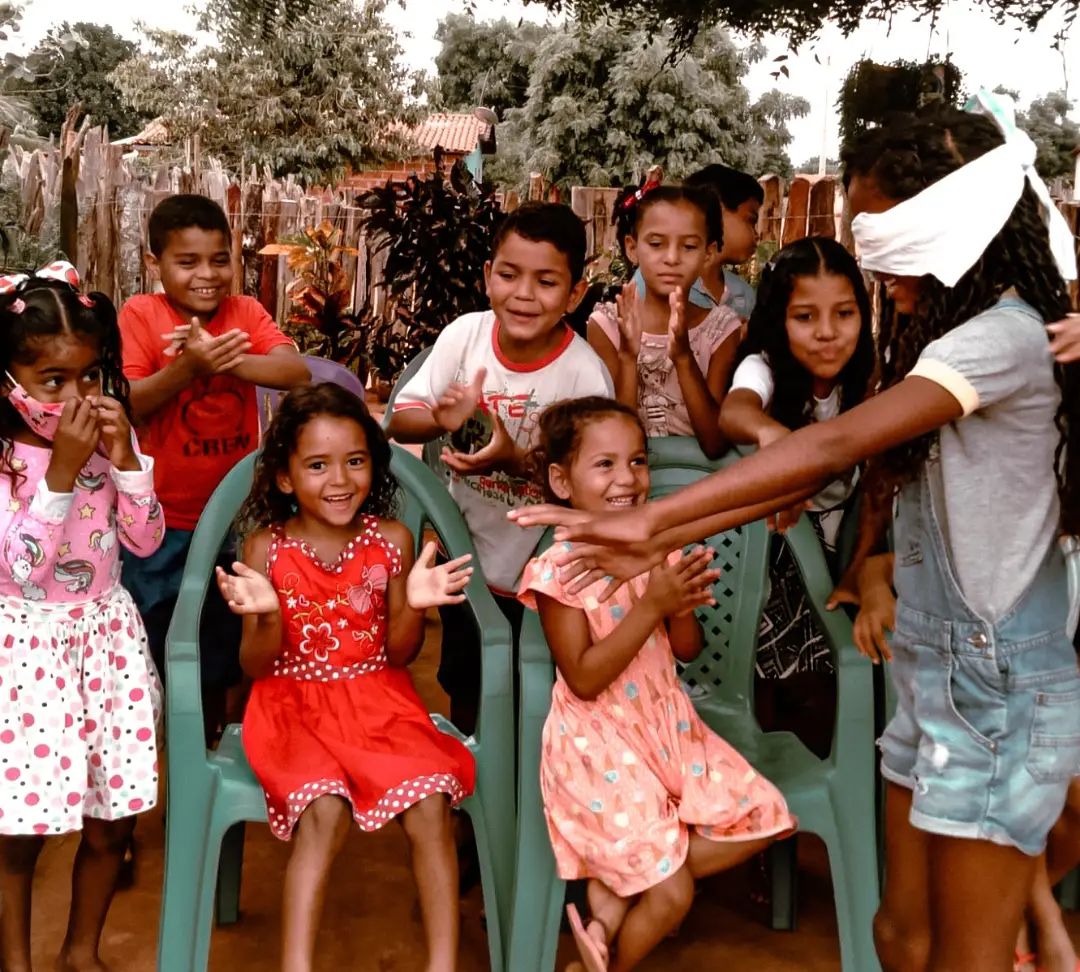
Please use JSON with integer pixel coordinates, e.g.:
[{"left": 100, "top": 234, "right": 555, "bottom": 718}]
[{"left": 120, "top": 194, "right": 309, "bottom": 740}]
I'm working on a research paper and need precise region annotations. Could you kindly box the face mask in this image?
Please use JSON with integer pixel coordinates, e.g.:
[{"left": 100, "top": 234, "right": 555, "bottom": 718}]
[{"left": 4, "top": 373, "right": 66, "bottom": 441}]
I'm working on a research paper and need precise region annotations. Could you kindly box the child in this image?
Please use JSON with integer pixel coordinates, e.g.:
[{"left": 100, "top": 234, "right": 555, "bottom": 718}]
[
  {"left": 518, "top": 397, "right": 794, "bottom": 972},
  {"left": 511, "top": 102, "right": 1080, "bottom": 970},
  {"left": 683, "top": 163, "right": 763, "bottom": 319},
  {"left": 720, "top": 236, "right": 874, "bottom": 753},
  {"left": 215, "top": 383, "right": 476, "bottom": 972},
  {"left": 591, "top": 185, "right": 742, "bottom": 458},
  {"left": 388, "top": 201, "right": 613, "bottom": 733},
  {"left": 0, "top": 268, "right": 163, "bottom": 972},
  {"left": 631, "top": 165, "right": 763, "bottom": 319},
  {"left": 119, "top": 194, "right": 309, "bottom": 738}
]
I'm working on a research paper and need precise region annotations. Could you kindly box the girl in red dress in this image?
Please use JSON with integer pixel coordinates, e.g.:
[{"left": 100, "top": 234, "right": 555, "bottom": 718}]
[{"left": 216, "top": 383, "right": 476, "bottom": 972}]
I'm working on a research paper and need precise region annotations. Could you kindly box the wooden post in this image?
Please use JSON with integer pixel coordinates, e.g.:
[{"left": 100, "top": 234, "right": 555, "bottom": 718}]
[
  {"left": 59, "top": 104, "right": 85, "bottom": 264},
  {"left": 758, "top": 175, "right": 784, "bottom": 246},
  {"left": 781, "top": 176, "right": 812, "bottom": 246},
  {"left": 808, "top": 177, "right": 837, "bottom": 239},
  {"left": 528, "top": 172, "right": 544, "bottom": 201}
]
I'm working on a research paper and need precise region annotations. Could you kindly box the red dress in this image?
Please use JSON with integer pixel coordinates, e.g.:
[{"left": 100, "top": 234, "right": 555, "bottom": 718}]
[{"left": 242, "top": 517, "right": 475, "bottom": 839}]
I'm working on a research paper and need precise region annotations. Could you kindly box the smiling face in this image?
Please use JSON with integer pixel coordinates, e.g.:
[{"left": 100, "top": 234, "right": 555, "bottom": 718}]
[
  {"left": 277, "top": 414, "right": 373, "bottom": 530},
  {"left": 626, "top": 200, "right": 714, "bottom": 300},
  {"left": 484, "top": 231, "right": 587, "bottom": 363},
  {"left": 846, "top": 174, "right": 921, "bottom": 314},
  {"left": 784, "top": 272, "right": 864, "bottom": 394},
  {"left": 548, "top": 414, "right": 650, "bottom": 513},
  {"left": 148, "top": 226, "right": 235, "bottom": 321}
]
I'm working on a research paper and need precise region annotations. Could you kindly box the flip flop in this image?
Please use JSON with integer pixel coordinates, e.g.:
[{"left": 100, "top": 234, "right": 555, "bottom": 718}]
[
  {"left": 1015, "top": 952, "right": 1036, "bottom": 972},
  {"left": 566, "top": 903, "right": 608, "bottom": 972}
]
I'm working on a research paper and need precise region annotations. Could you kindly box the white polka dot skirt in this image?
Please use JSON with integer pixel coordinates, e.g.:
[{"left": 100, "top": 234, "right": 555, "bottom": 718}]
[{"left": 0, "top": 588, "right": 161, "bottom": 835}]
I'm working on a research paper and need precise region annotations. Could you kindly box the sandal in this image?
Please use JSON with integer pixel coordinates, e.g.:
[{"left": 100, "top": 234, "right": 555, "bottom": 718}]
[{"left": 566, "top": 903, "right": 608, "bottom": 972}]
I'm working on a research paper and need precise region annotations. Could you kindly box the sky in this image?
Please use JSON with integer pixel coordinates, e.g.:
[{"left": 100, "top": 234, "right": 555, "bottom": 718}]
[{"left": 9, "top": 0, "right": 1079, "bottom": 166}]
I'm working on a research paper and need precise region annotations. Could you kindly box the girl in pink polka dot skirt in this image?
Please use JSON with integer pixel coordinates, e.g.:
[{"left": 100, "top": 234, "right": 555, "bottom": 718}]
[
  {"left": 216, "top": 383, "right": 476, "bottom": 972},
  {"left": 518, "top": 399, "right": 795, "bottom": 972},
  {"left": 0, "top": 272, "right": 163, "bottom": 972}
]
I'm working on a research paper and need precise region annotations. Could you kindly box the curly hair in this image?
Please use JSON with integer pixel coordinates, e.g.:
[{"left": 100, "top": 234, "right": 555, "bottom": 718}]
[
  {"left": 236, "top": 383, "right": 398, "bottom": 536},
  {"left": 526, "top": 396, "right": 645, "bottom": 504},
  {"left": 736, "top": 236, "right": 875, "bottom": 431},
  {"left": 0, "top": 278, "right": 127, "bottom": 488},
  {"left": 841, "top": 109, "right": 1077, "bottom": 529},
  {"left": 612, "top": 184, "right": 723, "bottom": 266}
]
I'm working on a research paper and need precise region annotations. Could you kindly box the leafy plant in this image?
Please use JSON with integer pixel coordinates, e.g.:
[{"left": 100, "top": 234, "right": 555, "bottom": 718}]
[
  {"left": 358, "top": 159, "right": 504, "bottom": 383},
  {"left": 259, "top": 221, "right": 366, "bottom": 374}
]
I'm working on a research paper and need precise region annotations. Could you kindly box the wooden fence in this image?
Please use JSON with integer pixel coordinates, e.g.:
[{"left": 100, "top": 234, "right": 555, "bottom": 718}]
[{"left": 5, "top": 122, "right": 1078, "bottom": 322}]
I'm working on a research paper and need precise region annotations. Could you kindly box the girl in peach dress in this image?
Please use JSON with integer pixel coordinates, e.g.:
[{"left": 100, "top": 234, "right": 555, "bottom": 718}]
[{"left": 518, "top": 397, "right": 794, "bottom": 972}]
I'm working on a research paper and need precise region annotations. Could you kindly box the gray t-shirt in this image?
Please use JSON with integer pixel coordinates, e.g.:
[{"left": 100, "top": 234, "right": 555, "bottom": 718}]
[{"left": 908, "top": 296, "right": 1060, "bottom": 621}]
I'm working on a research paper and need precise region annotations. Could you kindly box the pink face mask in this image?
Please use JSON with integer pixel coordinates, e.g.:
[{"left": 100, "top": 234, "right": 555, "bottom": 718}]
[{"left": 4, "top": 374, "right": 66, "bottom": 441}]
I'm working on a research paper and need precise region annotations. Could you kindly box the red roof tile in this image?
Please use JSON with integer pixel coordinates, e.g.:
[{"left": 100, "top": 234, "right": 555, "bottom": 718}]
[{"left": 409, "top": 113, "right": 491, "bottom": 154}]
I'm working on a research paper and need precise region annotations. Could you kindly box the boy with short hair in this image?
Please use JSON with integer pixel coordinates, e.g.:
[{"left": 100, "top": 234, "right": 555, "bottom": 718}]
[
  {"left": 389, "top": 201, "right": 613, "bottom": 731},
  {"left": 684, "top": 163, "right": 763, "bottom": 318},
  {"left": 120, "top": 193, "right": 309, "bottom": 735}
]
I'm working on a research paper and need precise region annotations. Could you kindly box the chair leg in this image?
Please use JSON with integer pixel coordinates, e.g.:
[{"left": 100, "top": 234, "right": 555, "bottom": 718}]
[
  {"left": 506, "top": 794, "right": 564, "bottom": 972},
  {"left": 768, "top": 837, "right": 798, "bottom": 931},
  {"left": 157, "top": 793, "right": 221, "bottom": 972},
  {"left": 1056, "top": 867, "right": 1080, "bottom": 911},
  {"left": 463, "top": 799, "right": 505, "bottom": 972},
  {"left": 820, "top": 812, "right": 882, "bottom": 972},
  {"left": 215, "top": 822, "right": 246, "bottom": 926}
]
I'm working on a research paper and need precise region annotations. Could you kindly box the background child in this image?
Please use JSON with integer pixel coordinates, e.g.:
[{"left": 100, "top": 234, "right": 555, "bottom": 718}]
[
  {"left": 119, "top": 193, "right": 309, "bottom": 740},
  {"left": 683, "top": 163, "right": 764, "bottom": 319},
  {"left": 519, "top": 397, "right": 794, "bottom": 972},
  {"left": 513, "top": 104, "right": 1080, "bottom": 971},
  {"left": 719, "top": 236, "right": 874, "bottom": 755},
  {"left": 217, "top": 383, "right": 476, "bottom": 972},
  {"left": 388, "top": 201, "right": 613, "bottom": 734},
  {"left": 0, "top": 269, "right": 163, "bottom": 972},
  {"left": 590, "top": 185, "right": 741, "bottom": 458}
]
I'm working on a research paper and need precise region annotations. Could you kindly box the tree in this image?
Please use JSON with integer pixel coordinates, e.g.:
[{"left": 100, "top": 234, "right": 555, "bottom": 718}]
[
  {"left": 111, "top": 0, "right": 422, "bottom": 181},
  {"left": 796, "top": 156, "right": 841, "bottom": 174},
  {"left": 21, "top": 23, "right": 148, "bottom": 138},
  {"left": 431, "top": 13, "right": 552, "bottom": 117},
  {"left": 521, "top": 0, "right": 1073, "bottom": 51},
  {"left": 490, "top": 21, "right": 808, "bottom": 189},
  {"left": 1014, "top": 91, "right": 1080, "bottom": 181}
]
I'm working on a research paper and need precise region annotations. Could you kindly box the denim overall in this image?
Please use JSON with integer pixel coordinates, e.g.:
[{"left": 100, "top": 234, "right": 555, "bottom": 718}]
[{"left": 880, "top": 466, "right": 1080, "bottom": 855}]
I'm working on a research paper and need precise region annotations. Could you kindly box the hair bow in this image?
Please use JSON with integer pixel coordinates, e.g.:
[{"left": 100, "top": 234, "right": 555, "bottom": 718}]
[
  {"left": 621, "top": 179, "right": 661, "bottom": 211},
  {"left": 0, "top": 260, "right": 83, "bottom": 295},
  {"left": 0, "top": 260, "right": 93, "bottom": 312}
]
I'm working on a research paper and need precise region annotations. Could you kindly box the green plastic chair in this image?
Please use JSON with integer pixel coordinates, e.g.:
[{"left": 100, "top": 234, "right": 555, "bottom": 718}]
[
  {"left": 157, "top": 445, "right": 517, "bottom": 972},
  {"left": 506, "top": 437, "right": 880, "bottom": 972},
  {"left": 381, "top": 345, "right": 449, "bottom": 482}
]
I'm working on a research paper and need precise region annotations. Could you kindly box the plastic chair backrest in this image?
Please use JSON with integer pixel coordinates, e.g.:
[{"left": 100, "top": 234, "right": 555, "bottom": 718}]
[
  {"left": 381, "top": 345, "right": 433, "bottom": 427},
  {"left": 380, "top": 345, "right": 450, "bottom": 484},
  {"left": 257, "top": 355, "right": 366, "bottom": 430}
]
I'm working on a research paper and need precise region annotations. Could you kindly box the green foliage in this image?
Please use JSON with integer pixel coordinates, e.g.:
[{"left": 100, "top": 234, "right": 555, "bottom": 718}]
[
  {"left": 358, "top": 161, "right": 503, "bottom": 382},
  {"left": 487, "top": 21, "right": 808, "bottom": 190},
  {"left": 111, "top": 0, "right": 423, "bottom": 182},
  {"left": 431, "top": 13, "right": 553, "bottom": 117},
  {"left": 838, "top": 58, "right": 965, "bottom": 149},
  {"left": 1013, "top": 91, "right": 1080, "bottom": 181},
  {"left": 797, "top": 156, "right": 841, "bottom": 174},
  {"left": 523, "top": 0, "right": 1076, "bottom": 51},
  {"left": 18, "top": 23, "right": 148, "bottom": 138}
]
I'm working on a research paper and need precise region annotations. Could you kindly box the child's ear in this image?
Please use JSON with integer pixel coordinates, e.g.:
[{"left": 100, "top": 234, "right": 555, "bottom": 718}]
[
  {"left": 276, "top": 470, "right": 295, "bottom": 496},
  {"left": 483, "top": 259, "right": 493, "bottom": 297},
  {"left": 624, "top": 235, "right": 639, "bottom": 266},
  {"left": 565, "top": 278, "right": 589, "bottom": 315},
  {"left": 547, "top": 463, "right": 572, "bottom": 502},
  {"left": 144, "top": 252, "right": 160, "bottom": 281}
]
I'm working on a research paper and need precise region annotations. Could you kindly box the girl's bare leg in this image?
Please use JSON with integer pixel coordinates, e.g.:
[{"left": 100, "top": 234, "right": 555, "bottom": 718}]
[
  {"left": 57, "top": 816, "right": 137, "bottom": 972},
  {"left": 875, "top": 784, "right": 931, "bottom": 972},
  {"left": 685, "top": 831, "right": 785, "bottom": 880},
  {"left": 608, "top": 867, "right": 694, "bottom": 972},
  {"left": 0, "top": 834, "right": 44, "bottom": 972},
  {"left": 927, "top": 833, "right": 1036, "bottom": 972},
  {"left": 400, "top": 795, "right": 458, "bottom": 972},
  {"left": 1023, "top": 859, "right": 1077, "bottom": 972},
  {"left": 281, "top": 796, "right": 352, "bottom": 972}
]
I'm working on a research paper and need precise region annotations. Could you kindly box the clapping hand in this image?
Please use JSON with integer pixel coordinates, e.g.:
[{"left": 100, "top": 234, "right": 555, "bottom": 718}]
[
  {"left": 406, "top": 541, "right": 473, "bottom": 609},
  {"left": 1047, "top": 313, "right": 1080, "bottom": 363},
  {"left": 643, "top": 545, "right": 719, "bottom": 618},
  {"left": 614, "top": 282, "right": 643, "bottom": 358},
  {"left": 432, "top": 368, "right": 486, "bottom": 433},
  {"left": 667, "top": 287, "right": 691, "bottom": 362},
  {"left": 171, "top": 318, "right": 251, "bottom": 377},
  {"left": 441, "top": 411, "right": 519, "bottom": 477},
  {"left": 216, "top": 562, "right": 280, "bottom": 616}
]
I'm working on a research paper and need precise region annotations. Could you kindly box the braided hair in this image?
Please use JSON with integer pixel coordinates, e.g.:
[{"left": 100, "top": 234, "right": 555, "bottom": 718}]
[
  {"left": 0, "top": 278, "right": 127, "bottom": 486},
  {"left": 236, "top": 383, "right": 398, "bottom": 537},
  {"left": 841, "top": 109, "right": 1078, "bottom": 530}
]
